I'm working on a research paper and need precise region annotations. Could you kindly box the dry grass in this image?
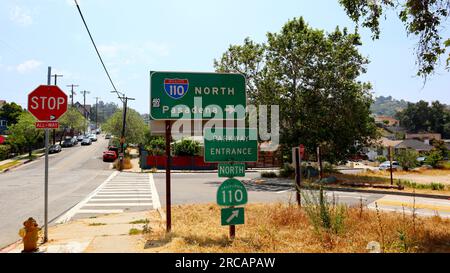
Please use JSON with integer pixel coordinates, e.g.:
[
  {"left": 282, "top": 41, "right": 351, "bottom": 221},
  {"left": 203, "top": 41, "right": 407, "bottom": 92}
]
[
  {"left": 144, "top": 203, "right": 450, "bottom": 253},
  {"left": 363, "top": 169, "right": 450, "bottom": 177},
  {"left": 113, "top": 157, "right": 133, "bottom": 170}
]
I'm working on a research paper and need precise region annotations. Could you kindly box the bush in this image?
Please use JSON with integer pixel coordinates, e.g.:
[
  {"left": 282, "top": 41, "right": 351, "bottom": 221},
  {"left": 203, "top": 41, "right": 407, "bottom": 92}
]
[
  {"left": 0, "top": 145, "right": 11, "bottom": 161},
  {"left": 261, "top": 171, "right": 277, "bottom": 178},
  {"left": 145, "top": 137, "right": 166, "bottom": 156},
  {"left": 113, "top": 157, "right": 133, "bottom": 170},
  {"left": 425, "top": 150, "right": 444, "bottom": 168},
  {"left": 279, "top": 163, "right": 295, "bottom": 178},
  {"left": 376, "top": 156, "right": 387, "bottom": 163},
  {"left": 173, "top": 139, "right": 200, "bottom": 156},
  {"left": 395, "top": 149, "right": 419, "bottom": 171}
]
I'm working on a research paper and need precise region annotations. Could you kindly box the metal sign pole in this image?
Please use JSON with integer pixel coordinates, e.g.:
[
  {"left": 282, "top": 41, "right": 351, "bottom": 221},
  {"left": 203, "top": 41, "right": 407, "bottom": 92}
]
[
  {"left": 44, "top": 66, "right": 51, "bottom": 243},
  {"left": 165, "top": 120, "right": 172, "bottom": 232},
  {"left": 295, "top": 148, "right": 301, "bottom": 206}
]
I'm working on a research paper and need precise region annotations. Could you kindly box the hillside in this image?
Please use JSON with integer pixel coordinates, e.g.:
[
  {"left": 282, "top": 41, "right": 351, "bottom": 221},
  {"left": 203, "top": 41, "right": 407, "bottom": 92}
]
[{"left": 371, "top": 96, "right": 409, "bottom": 116}]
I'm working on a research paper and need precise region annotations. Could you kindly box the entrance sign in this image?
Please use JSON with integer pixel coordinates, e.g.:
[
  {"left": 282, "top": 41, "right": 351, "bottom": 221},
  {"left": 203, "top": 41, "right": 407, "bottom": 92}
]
[
  {"left": 218, "top": 163, "right": 246, "bottom": 177},
  {"left": 35, "top": 121, "right": 59, "bottom": 129},
  {"left": 28, "top": 85, "right": 68, "bottom": 121},
  {"left": 150, "top": 71, "right": 246, "bottom": 120},
  {"left": 204, "top": 128, "right": 258, "bottom": 163},
  {"left": 221, "top": 207, "right": 245, "bottom": 226},
  {"left": 216, "top": 178, "right": 248, "bottom": 206}
]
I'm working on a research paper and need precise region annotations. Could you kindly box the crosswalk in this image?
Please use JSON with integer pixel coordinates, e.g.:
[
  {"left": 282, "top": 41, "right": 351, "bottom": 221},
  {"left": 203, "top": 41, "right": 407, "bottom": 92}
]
[{"left": 56, "top": 171, "right": 160, "bottom": 223}]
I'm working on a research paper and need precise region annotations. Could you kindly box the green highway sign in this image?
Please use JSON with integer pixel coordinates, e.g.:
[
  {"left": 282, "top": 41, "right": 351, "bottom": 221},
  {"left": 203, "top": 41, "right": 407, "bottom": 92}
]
[
  {"left": 221, "top": 207, "right": 245, "bottom": 226},
  {"left": 218, "top": 163, "right": 246, "bottom": 177},
  {"left": 150, "top": 71, "right": 246, "bottom": 120},
  {"left": 204, "top": 128, "right": 258, "bottom": 163},
  {"left": 216, "top": 178, "right": 248, "bottom": 206}
]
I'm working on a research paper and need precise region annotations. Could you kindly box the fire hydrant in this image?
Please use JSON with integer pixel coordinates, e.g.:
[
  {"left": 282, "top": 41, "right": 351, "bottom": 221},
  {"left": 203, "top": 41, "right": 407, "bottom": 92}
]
[{"left": 18, "top": 217, "right": 40, "bottom": 253}]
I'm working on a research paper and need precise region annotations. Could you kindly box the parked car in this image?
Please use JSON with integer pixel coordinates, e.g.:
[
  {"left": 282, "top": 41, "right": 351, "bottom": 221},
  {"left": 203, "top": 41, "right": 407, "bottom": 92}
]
[
  {"left": 417, "top": 156, "right": 427, "bottom": 164},
  {"left": 108, "top": 145, "right": 119, "bottom": 154},
  {"left": 105, "top": 134, "right": 111, "bottom": 139},
  {"left": 89, "top": 134, "right": 97, "bottom": 142},
  {"left": 77, "top": 135, "right": 84, "bottom": 142},
  {"left": 71, "top": 136, "right": 78, "bottom": 145},
  {"left": 103, "top": 150, "right": 117, "bottom": 162},
  {"left": 379, "top": 161, "right": 401, "bottom": 171},
  {"left": 61, "top": 138, "right": 74, "bottom": 147},
  {"left": 48, "top": 144, "right": 62, "bottom": 154},
  {"left": 81, "top": 137, "right": 92, "bottom": 146}
]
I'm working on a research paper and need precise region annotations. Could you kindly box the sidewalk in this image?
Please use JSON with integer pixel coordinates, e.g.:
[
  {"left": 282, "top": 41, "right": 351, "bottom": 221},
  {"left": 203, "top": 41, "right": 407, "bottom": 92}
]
[
  {"left": 0, "top": 151, "right": 45, "bottom": 173},
  {"left": 3, "top": 210, "right": 162, "bottom": 253}
]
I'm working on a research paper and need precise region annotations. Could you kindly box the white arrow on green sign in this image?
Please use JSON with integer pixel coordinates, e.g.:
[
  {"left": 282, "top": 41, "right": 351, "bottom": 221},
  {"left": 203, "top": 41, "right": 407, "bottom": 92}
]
[{"left": 221, "top": 207, "right": 244, "bottom": 226}]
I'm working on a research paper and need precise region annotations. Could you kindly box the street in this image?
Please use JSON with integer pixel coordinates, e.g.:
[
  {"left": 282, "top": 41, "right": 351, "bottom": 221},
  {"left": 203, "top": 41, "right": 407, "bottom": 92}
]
[{"left": 0, "top": 136, "right": 113, "bottom": 248}]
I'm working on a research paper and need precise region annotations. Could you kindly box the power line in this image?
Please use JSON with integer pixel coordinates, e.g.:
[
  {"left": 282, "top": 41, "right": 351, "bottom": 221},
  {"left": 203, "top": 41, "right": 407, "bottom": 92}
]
[{"left": 73, "top": 0, "right": 123, "bottom": 103}]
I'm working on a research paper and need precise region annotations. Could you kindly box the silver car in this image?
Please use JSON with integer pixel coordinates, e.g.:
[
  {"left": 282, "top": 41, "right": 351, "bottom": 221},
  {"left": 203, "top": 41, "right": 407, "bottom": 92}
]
[{"left": 379, "top": 161, "right": 401, "bottom": 170}]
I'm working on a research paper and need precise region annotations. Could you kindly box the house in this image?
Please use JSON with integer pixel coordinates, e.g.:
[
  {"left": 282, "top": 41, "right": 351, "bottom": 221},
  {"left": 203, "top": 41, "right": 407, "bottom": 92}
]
[
  {"left": 364, "top": 137, "right": 402, "bottom": 161},
  {"left": 0, "top": 100, "right": 7, "bottom": 134},
  {"left": 405, "top": 133, "right": 441, "bottom": 145},
  {"left": 395, "top": 139, "right": 433, "bottom": 153},
  {"left": 374, "top": 115, "right": 400, "bottom": 127},
  {"left": 74, "top": 102, "right": 91, "bottom": 119}
]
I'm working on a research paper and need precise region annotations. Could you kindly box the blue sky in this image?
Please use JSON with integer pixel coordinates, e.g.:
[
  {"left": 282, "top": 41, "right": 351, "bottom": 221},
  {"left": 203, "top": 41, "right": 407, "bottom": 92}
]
[{"left": 1, "top": 0, "right": 449, "bottom": 114}]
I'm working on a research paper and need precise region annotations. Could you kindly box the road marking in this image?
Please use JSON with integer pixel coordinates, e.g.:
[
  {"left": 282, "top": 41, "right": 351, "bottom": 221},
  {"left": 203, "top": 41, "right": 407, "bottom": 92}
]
[
  {"left": 83, "top": 203, "right": 153, "bottom": 207},
  {"left": 95, "top": 194, "right": 152, "bottom": 197},
  {"left": 90, "top": 198, "right": 152, "bottom": 201},
  {"left": 55, "top": 171, "right": 119, "bottom": 224},
  {"left": 149, "top": 173, "right": 161, "bottom": 209},
  {"left": 375, "top": 200, "right": 450, "bottom": 213},
  {"left": 76, "top": 209, "right": 124, "bottom": 214}
]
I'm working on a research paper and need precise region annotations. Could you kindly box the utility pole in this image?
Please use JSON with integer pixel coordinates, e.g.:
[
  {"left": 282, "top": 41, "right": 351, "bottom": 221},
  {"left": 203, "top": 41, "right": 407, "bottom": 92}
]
[
  {"left": 80, "top": 90, "right": 90, "bottom": 134},
  {"left": 111, "top": 91, "right": 134, "bottom": 172},
  {"left": 67, "top": 84, "right": 79, "bottom": 107},
  {"left": 51, "top": 74, "right": 63, "bottom": 144},
  {"left": 94, "top": 97, "right": 100, "bottom": 130}
]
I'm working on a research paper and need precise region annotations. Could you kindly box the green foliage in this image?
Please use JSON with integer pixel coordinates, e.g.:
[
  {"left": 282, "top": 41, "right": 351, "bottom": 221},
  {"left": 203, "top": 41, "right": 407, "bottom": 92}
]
[
  {"left": 396, "top": 180, "right": 446, "bottom": 191},
  {"left": 102, "top": 108, "right": 149, "bottom": 144},
  {"left": 376, "top": 155, "right": 387, "bottom": 163},
  {"left": 302, "top": 188, "right": 347, "bottom": 234},
  {"left": 279, "top": 163, "right": 295, "bottom": 178},
  {"left": 215, "top": 17, "right": 378, "bottom": 163},
  {"left": 145, "top": 137, "right": 165, "bottom": 156},
  {"left": 396, "top": 100, "right": 450, "bottom": 138},
  {"left": 173, "top": 139, "right": 200, "bottom": 156},
  {"left": 339, "top": 0, "right": 450, "bottom": 77},
  {"left": 7, "top": 112, "right": 43, "bottom": 157},
  {"left": 89, "top": 101, "right": 119, "bottom": 124},
  {"left": 0, "top": 144, "right": 11, "bottom": 160},
  {"left": 0, "top": 102, "right": 23, "bottom": 126},
  {"left": 395, "top": 149, "right": 419, "bottom": 171},
  {"left": 425, "top": 150, "right": 444, "bottom": 168},
  {"left": 370, "top": 96, "right": 408, "bottom": 116},
  {"left": 261, "top": 171, "right": 278, "bottom": 178},
  {"left": 58, "top": 107, "right": 86, "bottom": 133}
]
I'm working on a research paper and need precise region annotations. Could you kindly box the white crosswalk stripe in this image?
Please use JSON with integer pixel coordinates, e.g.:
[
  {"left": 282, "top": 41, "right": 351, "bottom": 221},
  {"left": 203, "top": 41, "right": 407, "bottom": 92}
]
[{"left": 56, "top": 172, "right": 160, "bottom": 223}]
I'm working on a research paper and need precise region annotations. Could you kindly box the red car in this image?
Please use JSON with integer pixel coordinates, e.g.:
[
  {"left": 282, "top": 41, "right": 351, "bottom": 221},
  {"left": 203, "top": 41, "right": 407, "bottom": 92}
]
[{"left": 103, "top": 150, "right": 118, "bottom": 162}]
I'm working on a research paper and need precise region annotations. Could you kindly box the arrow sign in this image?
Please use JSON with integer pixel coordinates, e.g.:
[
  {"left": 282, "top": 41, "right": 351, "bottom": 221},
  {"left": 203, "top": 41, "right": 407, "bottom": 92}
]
[{"left": 221, "top": 207, "right": 244, "bottom": 226}]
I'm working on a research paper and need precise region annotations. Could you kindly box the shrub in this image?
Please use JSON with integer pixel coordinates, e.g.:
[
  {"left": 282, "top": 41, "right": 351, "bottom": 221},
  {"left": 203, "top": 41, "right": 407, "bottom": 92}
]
[
  {"left": 173, "top": 139, "right": 200, "bottom": 156},
  {"left": 261, "top": 171, "right": 277, "bottom": 178},
  {"left": 395, "top": 149, "right": 419, "bottom": 171},
  {"left": 113, "top": 157, "right": 133, "bottom": 170},
  {"left": 376, "top": 156, "right": 387, "bottom": 163},
  {"left": 424, "top": 150, "right": 444, "bottom": 168},
  {"left": 279, "top": 163, "right": 295, "bottom": 178},
  {"left": 0, "top": 145, "right": 11, "bottom": 161}
]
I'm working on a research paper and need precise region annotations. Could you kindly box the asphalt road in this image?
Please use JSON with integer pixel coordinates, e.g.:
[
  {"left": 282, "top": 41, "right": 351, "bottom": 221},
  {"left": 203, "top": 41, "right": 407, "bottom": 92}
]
[
  {"left": 0, "top": 136, "right": 113, "bottom": 248},
  {"left": 153, "top": 172, "right": 450, "bottom": 218}
]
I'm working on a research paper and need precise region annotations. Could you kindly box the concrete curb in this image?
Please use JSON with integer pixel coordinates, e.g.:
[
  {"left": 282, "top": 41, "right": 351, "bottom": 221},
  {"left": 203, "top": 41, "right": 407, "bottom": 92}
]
[{"left": 0, "top": 153, "right": 46, "bottom": 174}]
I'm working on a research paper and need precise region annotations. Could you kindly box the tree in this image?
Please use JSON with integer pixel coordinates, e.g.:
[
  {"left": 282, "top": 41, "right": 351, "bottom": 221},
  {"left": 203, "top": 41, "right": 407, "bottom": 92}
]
[
  {"left": 339, "top": 0, "right": 450, "bottom": 78},
  {"left": 102, "top": 108, "right": 149, "bottom": 144},
  {"left": 89, "top": 101, "right": 119, "bottom": 125},
  {"left": 58, "top": 107, "right": 86, "bottom": 139},
  {"left": 396, "top": 100, "right": 450, "bottom": 138},
  {"left": 214, "top": 17, "right": 379, "bottom": 163},
  {"left": 173, "top": 139, "right": 201, "bottom": 156},
  {"left": 0, "top": 102, "right": 24, "bottom": 126},
  {"left": 7, "top": 112, "right": 43, "bottom": 158},
  {"left": 395, "top": 149, "right": 419, "bottom": 171}
]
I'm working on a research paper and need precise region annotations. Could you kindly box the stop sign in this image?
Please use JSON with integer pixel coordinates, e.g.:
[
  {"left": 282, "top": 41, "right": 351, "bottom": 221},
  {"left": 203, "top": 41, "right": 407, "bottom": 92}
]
[{"left": 28, "top": 85, "right": 68, "bottom": 121}]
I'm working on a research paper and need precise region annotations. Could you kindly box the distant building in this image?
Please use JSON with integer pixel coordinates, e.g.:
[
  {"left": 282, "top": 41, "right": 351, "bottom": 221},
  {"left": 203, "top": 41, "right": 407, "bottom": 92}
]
[
  {"left": 74, "top": 102, "right": 91, "bottom": 119},
  {"left": 405, "top": 133, "right": 441, "bottom": 145},
  {"left": 395, "top": 139, "right": 433, "bottom": 153},
  {"left": 0, "top": 100, "right": 7, "bottom": 134},
  {"left": 374, "top": 115, "right": 400, "bottom": 127}
]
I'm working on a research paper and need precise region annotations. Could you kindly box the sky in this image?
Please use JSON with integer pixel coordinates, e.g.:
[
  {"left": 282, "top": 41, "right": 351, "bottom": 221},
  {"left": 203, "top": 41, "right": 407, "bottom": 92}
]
[{"left": 1, "top": 0, "right": 449, "bottom": 114}]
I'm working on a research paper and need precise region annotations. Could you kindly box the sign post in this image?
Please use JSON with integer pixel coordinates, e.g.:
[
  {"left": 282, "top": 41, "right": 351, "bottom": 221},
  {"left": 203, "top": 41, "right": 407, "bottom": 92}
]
[{"left": 27, "top": 67, "right": 68, "bottom": 243}]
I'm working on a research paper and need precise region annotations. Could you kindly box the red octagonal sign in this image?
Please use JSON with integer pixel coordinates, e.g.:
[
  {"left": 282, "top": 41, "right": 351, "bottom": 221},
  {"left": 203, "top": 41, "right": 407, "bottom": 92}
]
[{"left": 28, "top": 85, "right": 68, "bottom": 121}]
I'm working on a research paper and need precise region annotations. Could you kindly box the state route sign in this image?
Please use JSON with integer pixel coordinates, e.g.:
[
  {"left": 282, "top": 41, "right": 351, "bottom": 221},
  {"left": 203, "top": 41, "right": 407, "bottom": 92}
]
[
  {"left": 204, "top": 128, "right": 258, "bottom": 163},
  {"left": 150, "top": 71, "right": 246, "bottom": 120},
  {"left": 221, "top": 207, "right": 244, "bottom": 226},
  {"left": 216, "top": 178, "right": 248, "bottom": 206}
]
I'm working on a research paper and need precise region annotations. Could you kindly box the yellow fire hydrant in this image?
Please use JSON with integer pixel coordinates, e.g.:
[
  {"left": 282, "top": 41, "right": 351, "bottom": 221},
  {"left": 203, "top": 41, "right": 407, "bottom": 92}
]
[{"left": 18, "top": 217, "right": 40, "bottom": 253}]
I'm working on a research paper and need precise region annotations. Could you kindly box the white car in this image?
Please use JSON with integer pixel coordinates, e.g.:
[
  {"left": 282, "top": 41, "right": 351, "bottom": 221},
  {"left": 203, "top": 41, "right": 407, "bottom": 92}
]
[
  {"left": 379, "top": 161, "right": 401, "bottom": 171},
  {"left": 89, "top": 134, "right": 97, "bottom": 142}
]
